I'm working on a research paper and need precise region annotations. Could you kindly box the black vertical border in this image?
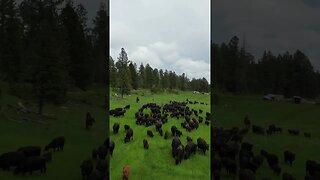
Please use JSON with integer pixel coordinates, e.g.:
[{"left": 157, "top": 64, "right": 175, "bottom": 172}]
[
  {"left": 106, "top": 0, "right": 110, "bottom": 179},
  {"left": 210, "top": 0, "right": 214, "bottom": 179}
]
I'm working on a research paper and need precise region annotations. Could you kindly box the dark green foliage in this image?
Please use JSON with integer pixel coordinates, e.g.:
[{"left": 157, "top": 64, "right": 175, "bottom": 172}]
[
  {"left": 92, "top": 2, "right": 108, "bottom": 84},
  {"left": 129, "top": 62, "right": 139, "bottom": 89},
  {"left": 213, "top": 36, "right": 320, "bottom": 98},
  {"left": 116, "top": 48, "right": 131, "bottom": 97},
  {"left": 110, "top": 48, "right": 210, "bottom": 94},
  {"left": 61, "top": 1, "right": 92, "bottom": 90},
  {"left": 0, "top": 0, "right": 107, "bottom": 114}
]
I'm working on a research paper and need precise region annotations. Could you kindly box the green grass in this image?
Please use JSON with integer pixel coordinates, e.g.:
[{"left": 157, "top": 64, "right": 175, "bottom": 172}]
[
  {"left": 109, "top": 90, "right": 210, "bottom": 180},
  {"left": 0, "top": 83, "right": 107, "bottom": 180},
  {"left": 215, "top": 93, "right": 320, "bottom": 179}
]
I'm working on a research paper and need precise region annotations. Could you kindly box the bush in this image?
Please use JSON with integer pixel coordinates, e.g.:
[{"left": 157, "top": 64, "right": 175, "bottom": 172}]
[
  {"left": 150, "top": 87, "right": 163, "bottom": 94},
  {"left": 9, "top": 82, "right": 33, "bottom": 100},
  {"left": 167, "top": 89, "right": 179, "bottom": 94}
]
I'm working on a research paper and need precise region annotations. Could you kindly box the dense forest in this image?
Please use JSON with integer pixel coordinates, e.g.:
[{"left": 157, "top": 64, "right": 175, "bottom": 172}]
[
  {"left": 212, "top": 36, "right": 320, "bottom": 99},
  {"left": 0, "top": 0, "right": 108, "bottom": 114},
  {"left": 109, "top": 48, "right": 210, "bottom": 97}
]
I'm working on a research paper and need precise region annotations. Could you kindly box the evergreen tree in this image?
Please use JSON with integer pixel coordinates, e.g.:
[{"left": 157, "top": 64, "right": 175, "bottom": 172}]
[
  {"left": 92, "top": 2, "right": 108, "bottom": 84},
  {"left": 117, "top": 48, "right": 131, "bottom": 97},
  {"left": 129, "top": 62, "right": 138, "bottom": 89},
  {"left": 61, "top": 1, "right": 92, "bottom": 90}
]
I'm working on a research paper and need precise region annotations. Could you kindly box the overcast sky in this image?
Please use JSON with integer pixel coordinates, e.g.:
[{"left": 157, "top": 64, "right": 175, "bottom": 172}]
[
  {"left": 212, "top": 0, "right": 320, "bottom": 70},
  {"left": 110, "top": 0, "right": 210, "bottom": 81}
]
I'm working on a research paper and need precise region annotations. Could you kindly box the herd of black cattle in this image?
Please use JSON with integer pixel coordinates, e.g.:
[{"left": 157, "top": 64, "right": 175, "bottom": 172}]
[
  {"left": 0, "top": 136, "right": 65, "bottom": 175},
  {"left": 213, "top": 115, "right": 320, "bottom": 180},
  {"left": 110, "top": 99, "right": 210, "bottom": 167}
]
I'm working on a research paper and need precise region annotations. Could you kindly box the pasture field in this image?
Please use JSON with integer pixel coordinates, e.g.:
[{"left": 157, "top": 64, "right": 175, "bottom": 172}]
[
  {"left": 0, "top": 81, "right": 107, "bottom": 180},
  {"left": 109, "top": 90, "right": 211, "bottom": 180},
  {"left": 214, "top": 93, "right": 320, "bottom": 179}
]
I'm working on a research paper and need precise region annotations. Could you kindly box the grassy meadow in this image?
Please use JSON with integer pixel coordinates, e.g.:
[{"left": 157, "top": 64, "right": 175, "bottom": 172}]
[
  {"left": 109, "top": 90, "right": 210, "bottom": 180},
  {"left": 214, "top": 93, "right": 320, "bottom": 179},
  {"left": 0, "top": 81, "right": 107, "bottom": 180}
]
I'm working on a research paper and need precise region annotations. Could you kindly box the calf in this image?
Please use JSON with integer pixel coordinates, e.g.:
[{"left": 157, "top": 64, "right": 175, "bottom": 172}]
[
  {"left": 147, "top": 130, "right": 154, "bottom": 138},
  {"left": 113, "top": 123, "right": 120, "bottom": 134},
  {"left": 123, "top": 165, "right": 130, "bottom": 180},
  {"left": 143, "top": 139, "right": 149, "bottom": 149},
  {"left": 124, "top": 128, "right": 133, "bottom": 143}
]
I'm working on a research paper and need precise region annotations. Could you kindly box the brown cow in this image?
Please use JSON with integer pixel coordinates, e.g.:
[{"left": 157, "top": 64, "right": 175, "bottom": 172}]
[{"left": 123, "top": 165, "right": 130, "bottom": 180}]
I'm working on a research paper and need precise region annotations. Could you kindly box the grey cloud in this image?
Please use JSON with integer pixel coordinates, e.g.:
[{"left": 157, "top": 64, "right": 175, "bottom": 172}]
[{"left": 213, "top": 0, "right": 320, "bottom": 69}]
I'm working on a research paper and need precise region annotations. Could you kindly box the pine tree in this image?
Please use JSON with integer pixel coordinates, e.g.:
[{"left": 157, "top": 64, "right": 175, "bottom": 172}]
[{"left": 117, "top": 48, "right": 131, "bottom": 97}]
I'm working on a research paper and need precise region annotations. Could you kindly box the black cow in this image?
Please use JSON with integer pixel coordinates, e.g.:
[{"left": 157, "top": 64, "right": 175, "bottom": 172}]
[
  {"left": 14, "top": 156, "right": 46, "bottom": 175},
  {"left": 304, "top": 132, "right": 311, "bottom": 138},
  {"left": 42, "top": 151, "right": 52, "bottom": 163},
  {"left": 164, "top": 131, "right": 171, "bottom": 139},
  {"left": 159, "top": 128, "right": 163, "bottom": 136},
  {"left": 114, "top": 110, "right": 126, "bottom": 117},
  {"left": 109, "top": 141, "right": 115, "bottom": 156},
  {"left": 147, "top": 130, "right": 154, "bottom": 138},
  {"left": 0, "top": 151, "right": 26, "bottom": 170},
  {"left": 45, "top": 136, "right": 65, "bottom": 151},
  {"left": 143, "top": 139, "right": 149, "bottom": 149},
  {"left": 171, "top": 126, "right": 177, "bottom": 136},
  {"left": 288, "top": 129, "right": 300, "bottom": 135},
  {"left": 186, "top": 136, "right": 193, "bottom": 142},
  {"left": 184, "top": 141, "right": 197, "bottom": 159},
  {"left": 239, "top": 169, "right": 255, "bottom": 180},
  {"left": 113, "top": 123, "right": 120, "bottom": 134},
  {"left": 124, "top": 105, "right": 130, "bottom": 110},
  {"left": 97, "top": 145, "right": 108, "bottom": 160},
  {"left": 241, "top": 142, "right": 253, "bottom": 152},
  {"left": 271, "top": 164, "right": 281, "bottom": 176},
  {"left": 136, "top": 97, "right": 140, "bottom": 103},
  {"left": 174, "top": 144, "right": 184, "bottom": 165},
  {"left": 92, "top": 149, "right": 98, "bottom": 160},
  {"left": 282, "top": 172, "right": 295, "bottom": 180},
  {"left": 124, "top": 124, "right": 130, "bottom": 132},
  {"left": 284, "top": 150, "right": 295, "bottom": 166},
  {"left": 17, "top": 146, "right": 41, "bottom": 157},
  {"left": 175, "top": 130, "right": 182, "bottom": 137},
  {"left": 221, "top": 157, "right": 237, "bottom": 175},
  {"left": 197, "top": 138, "right": 209, "bottom": 154},
  {"left": 124, "top": 128, "right": 133, "bottom": 143},
  {"left": 80, "top": 160, "right": 93, "bottom": 179},
  {"left": 171, "top": 138, "right": 182, "bottom": 157},
  {"left": 96, "top": 159, "right": 108, "bottom": 177}
]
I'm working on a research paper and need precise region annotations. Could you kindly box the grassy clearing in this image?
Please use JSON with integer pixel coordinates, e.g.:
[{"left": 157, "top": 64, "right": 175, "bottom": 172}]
[
  {"left": 215, "top": 93, "right": 320, "bottom": 179},
  {"left": 109, "top": 90, "right": 210, "bottom": 180},
  {"left": 0, "top": 82, "right": 107, "bottom": 180}
]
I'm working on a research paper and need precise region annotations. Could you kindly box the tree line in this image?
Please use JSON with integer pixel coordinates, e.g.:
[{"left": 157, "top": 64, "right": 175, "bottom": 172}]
[
  {"left": 0, "top": 0, "right": 107, "bottom": 114},
  {"left": 212, "top": 36, "right": 320, "bottom": 98},
  {"left": 109, "top": 48, "right": 210, "bottom": 97}
]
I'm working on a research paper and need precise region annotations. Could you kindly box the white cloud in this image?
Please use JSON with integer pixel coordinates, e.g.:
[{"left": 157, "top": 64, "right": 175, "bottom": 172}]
[{"left": 110, "top": 0, "right": 210, "bottom": 81}]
